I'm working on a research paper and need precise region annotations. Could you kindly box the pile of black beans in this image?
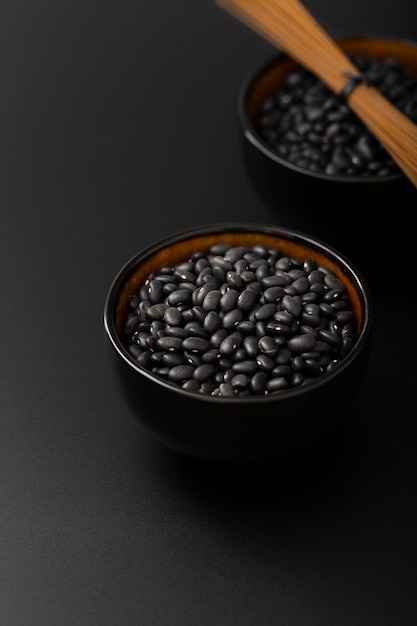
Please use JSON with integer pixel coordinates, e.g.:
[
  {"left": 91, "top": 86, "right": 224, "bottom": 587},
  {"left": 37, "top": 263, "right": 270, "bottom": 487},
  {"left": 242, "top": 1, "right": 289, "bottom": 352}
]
[
  {"left": 256, "top": 54, "right": 417, "bottom": 176},
  {"left": 123, "top": 242, "right": 356, "bottom": 397}
]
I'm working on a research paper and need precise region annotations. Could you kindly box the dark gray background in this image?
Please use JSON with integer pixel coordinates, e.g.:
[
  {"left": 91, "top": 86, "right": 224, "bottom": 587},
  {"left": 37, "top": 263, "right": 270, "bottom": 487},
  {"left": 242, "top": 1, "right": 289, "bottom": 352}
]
[{"left": 1, "top": 1, "right": 416, "bottom": 625}]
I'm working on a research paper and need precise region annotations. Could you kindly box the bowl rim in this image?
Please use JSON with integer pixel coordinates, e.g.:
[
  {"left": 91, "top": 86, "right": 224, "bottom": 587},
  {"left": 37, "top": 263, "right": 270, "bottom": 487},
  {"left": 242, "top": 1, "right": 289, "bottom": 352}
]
[
  {"left": 237, "top": 34, "right": 417, "bottom": 184},
  {"left": 103, "top": 222, "right": 373, "bottom": 404}
]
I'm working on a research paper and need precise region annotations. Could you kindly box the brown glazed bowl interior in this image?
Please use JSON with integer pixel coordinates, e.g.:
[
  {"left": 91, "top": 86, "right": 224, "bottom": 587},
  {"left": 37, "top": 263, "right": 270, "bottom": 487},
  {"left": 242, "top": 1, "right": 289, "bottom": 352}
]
[
  {"left": 103, "top": 223, "right": 373, "bottom": 464},
  {"left": 238, "top": 36, "right": 417, "bottom": 251}
]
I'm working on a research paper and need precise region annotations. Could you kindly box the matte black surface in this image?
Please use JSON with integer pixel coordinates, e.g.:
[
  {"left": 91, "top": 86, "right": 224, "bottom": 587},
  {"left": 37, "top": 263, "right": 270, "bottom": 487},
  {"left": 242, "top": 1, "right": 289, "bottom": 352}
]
[{"left": 1, "top": 1, "right": 416, "bottom": 625}]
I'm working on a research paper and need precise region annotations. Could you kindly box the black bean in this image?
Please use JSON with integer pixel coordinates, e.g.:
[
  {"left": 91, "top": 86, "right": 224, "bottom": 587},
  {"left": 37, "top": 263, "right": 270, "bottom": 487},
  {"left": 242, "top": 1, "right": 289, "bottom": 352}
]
[
  {"left": 193, "top": 283, "right": 213, "bottom": 306},
  {"left": 262, "top": 274, "right": 289, "bottom": 287},
  {"left": 164, "top": 306, "right": 183, "bottom": 326},
  {"left": 255, "top": 303, "right": 277, "bottom": 320},
  {"left": 200, "top": 381, "right": 217, "bottom": 394},
  {"left": 231, "top": 374, "right": 250, "bottom": 390},
  {"left": 167, "top": 289, "right": 191, "bottom": 306},
  {"left": 301, "top": 292, "right": 318, "bottom": 305},
  {"left": 181, "top": 309, "right": 194, "bottom": 323},
  {"left": 232, "top": 360, "right": 258, "bottom": 375},
  {"left": 210, "top": 242, "right": 232, "bottom": 255},
  {"left": 237, "top": 288, "right": 258, "bottom": 311},
  {"left": 218, "top": 358, "right": 233, "bottom": 371},
  {"left": 314, "top": 340, "right": 333, "bottom": 353},
  {"left": 318, "top": 329, "right": 342, "bottom": 347},
  {"left": 124, "top": 314, "right": 140, "bottom": 334},
  {"left": 203, "top": 310, "right": 221, "bottom": 333},
  {"left": 288, "top": 334, "right": 316, "bottom": 353},
  {"left": 236, "top": 320, "right": 256, "bottom": 335},
  {"left": 231, "top": 347, "right": 247, "bottom": 362},
  {"left": 184, "top": 322, "right": 208, "bottom": 339},
  {"left": 241, "top": 270, "right": 255, "bottom": 283},
  {"left": 266, "top": 377, "right": 289, "bottom": 392},
  {"left": 300, "top": 306, "right": 321, "bottom": 326},
  {"left": 156, "top": 336, "right": 182, "bottom": 352},
  {"left": 127, "top": 344, "right": 143, "bottom": 359},
  {"left": 193, "top": 363, "right": 216, "bottom": 382},
  {"left": 210, "top": 328, "right": 229, "bottom": 348},
  {"left": 258, "top": 335, "right": 279, "bottom": 355},
  {"left": 340, "top": 336, "right": 354, "bottom": 358},
  {"left": 222, "top": 308, "right": 244, "bottom": 329},
  {"left": 202, "top": 348, "right": 221, "bottom": 364},
  {"left": 220, "top": 289, "right": 239, "bottom": 312},
  {"left": 310, "top": 283, "right": 326, "bottom": 297},
  {"left": 309, "top": 269, "right": 325, "bottom": 283},
  {"left": 300, "top": 325, "right": 318, "bottom": 338},
  {"left": 273, "top": 309, "right": 294, "bottom": 325},
  {"left": 282, "top": 294, "right": 302, "bottom": 317},
  {"left": 146, "top": 335, "right": 158, "bottom": 351},
  {"left": 150, "top": 351, "right": 164, "bottom": 365},
  {"left": 250, "top": 371, "right": 269, "bottom": 394},
  {"left": 245, "top": 281, "right": 263, "bottom": 295},
  {"left": 276, "top": 257, "right": 292, "bottom": 271},
  {"left": 254, "top": 321, "right": 267, "bottom": 337},
  {"left": 291, "top": 372, "right": 305, "bottom": 387},
  {"left": 234, "top": 258, "right": 249, "bottom": 274},
  {"left": 202, "top": 289, "right": 222, "bottom": 311},
  {"left": 267, "top": 322, "right": 291, "bottom": 335},
  {"left": 136, "top": 350, "right": 152, "bottom": 367},
  {"left": 182, "top": 379, "right": 201, "bottom": 392},
  {"left": 165, "top": 326, "right": 188, "bottom": 339},
  {"left": 301, "top": 350, "right": 320, "bottom": 360},
  {"left": 262, "top": 285, "right": 285, "bottom": 302},
  {"left": 150, "top": 320, "right": 164, "bottom": 335},
  {"left": 182, "top": 336, "right": 210, "bottom": 353},
  {"left": 218, "top": 383, "right": 235, "bottom": 397},
  {"left": 324, "top": 274, "right": 346, "bottom": 291},
  {"left": 318, "top": 303, "right": 335, "bottom": 318},
  {"left": 255, "top": 264, "right": 271, "bottom": 281},
  {"left": 256, "top": 353, "right": 275, "bottom": 371},
  {"left": 272, "top": 364, "right": 293, "bottom": 378},
  {"left": 303, "top": 359, "right": 323, "bottom": 377},
  {"left": 224, "top": 246, "right": 250, "bottom": 263},
  {"left": 323, "top": 288, "right": 344, "bottom": 303},
  {"left": 191, "top": 305, "right": 206, "bottom": 322},
  {"left": 162, "top": 282, "right": 179, "bottom": 296},
  {"left": 168, "top": 364, "right": 195, "bottom": 382},
  {"left": 335, "top": 310, "right": 354, "bottom": 324},
  {"left": 147, "top": 279, "right": 165, "bottom": 304},
  {"left": 224, "top": 270, "right": 241, "bottom": 290},
  {"left": 146, "top": 303, "right": 168, "bottom": 320},
  {"left": 173, "top": 269, "right": 196, "bottom": 283},
  {"left": 275, "top": 347, "right": 292, "bottom": 364},
  {"left": 243, "top": 335, "right": 259, "bottom": 357},
  {"left": 219, "top": 332, "right": 243, "bottom": 356}
]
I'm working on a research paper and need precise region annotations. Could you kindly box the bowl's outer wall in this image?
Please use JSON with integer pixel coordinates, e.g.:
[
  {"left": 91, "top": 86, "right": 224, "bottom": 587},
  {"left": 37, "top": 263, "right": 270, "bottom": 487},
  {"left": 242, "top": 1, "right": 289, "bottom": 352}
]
[
  {"left": 241, "top": 137, "right": 412, "bottom": 250},
  {"left": 106, "top": 333, "right": 372, "bottom": 463}
]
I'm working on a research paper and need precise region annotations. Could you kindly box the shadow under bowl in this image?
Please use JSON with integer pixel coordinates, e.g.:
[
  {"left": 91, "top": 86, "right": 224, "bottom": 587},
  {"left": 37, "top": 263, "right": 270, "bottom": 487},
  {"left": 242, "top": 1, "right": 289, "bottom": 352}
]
[{"left": 104, "top": 223, "right": 373, "bottom": 464}]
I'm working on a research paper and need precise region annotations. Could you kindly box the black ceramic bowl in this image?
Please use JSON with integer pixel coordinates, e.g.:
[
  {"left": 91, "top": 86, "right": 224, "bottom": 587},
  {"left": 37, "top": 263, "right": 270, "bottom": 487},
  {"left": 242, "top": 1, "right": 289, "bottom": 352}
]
[
  {"left": 104, "top": 223, "right": 373, "bottom": 464},
  {"left": 238, "top": 36, "right": 417, "bottom": 251}
]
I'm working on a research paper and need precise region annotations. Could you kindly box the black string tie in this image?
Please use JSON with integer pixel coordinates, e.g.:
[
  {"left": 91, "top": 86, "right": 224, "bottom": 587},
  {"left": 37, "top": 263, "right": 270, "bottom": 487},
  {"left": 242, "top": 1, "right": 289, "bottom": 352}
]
[{"left": 339, "top": 70, "right": 369, "bottom": 102}]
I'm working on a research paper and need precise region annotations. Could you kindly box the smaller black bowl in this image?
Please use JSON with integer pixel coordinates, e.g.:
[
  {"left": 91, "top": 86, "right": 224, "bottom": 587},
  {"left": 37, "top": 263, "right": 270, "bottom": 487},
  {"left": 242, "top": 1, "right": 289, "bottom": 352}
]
[
  {"left": 238, "top": 36, "right": 417, "bottom": 255},
  {"left": 104, "top": 223, "right": 373, "bottom": 464}
]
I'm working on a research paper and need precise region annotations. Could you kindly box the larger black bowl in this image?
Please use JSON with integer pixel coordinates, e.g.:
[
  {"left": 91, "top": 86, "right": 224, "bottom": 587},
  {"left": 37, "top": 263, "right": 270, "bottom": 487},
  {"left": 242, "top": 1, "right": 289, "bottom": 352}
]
[
  {"left": 103, "top": 223, "right": 373, "bottom": 464},
  {"left": 238, "top": 36, "right": 417, "bottom": 255}
]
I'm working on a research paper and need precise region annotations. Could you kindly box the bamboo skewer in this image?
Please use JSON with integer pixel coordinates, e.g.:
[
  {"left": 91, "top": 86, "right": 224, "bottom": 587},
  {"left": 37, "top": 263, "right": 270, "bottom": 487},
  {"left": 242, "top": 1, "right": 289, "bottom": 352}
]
[{"left": 217, "top": 0, "right": 417, "bottom": 189}]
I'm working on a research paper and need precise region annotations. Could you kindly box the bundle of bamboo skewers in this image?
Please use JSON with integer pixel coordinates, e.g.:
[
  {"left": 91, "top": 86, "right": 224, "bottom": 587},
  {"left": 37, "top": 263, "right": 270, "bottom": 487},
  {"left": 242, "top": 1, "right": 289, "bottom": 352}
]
[{"left": 217, "top": 0, "right": 417, "bottom": 189}]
